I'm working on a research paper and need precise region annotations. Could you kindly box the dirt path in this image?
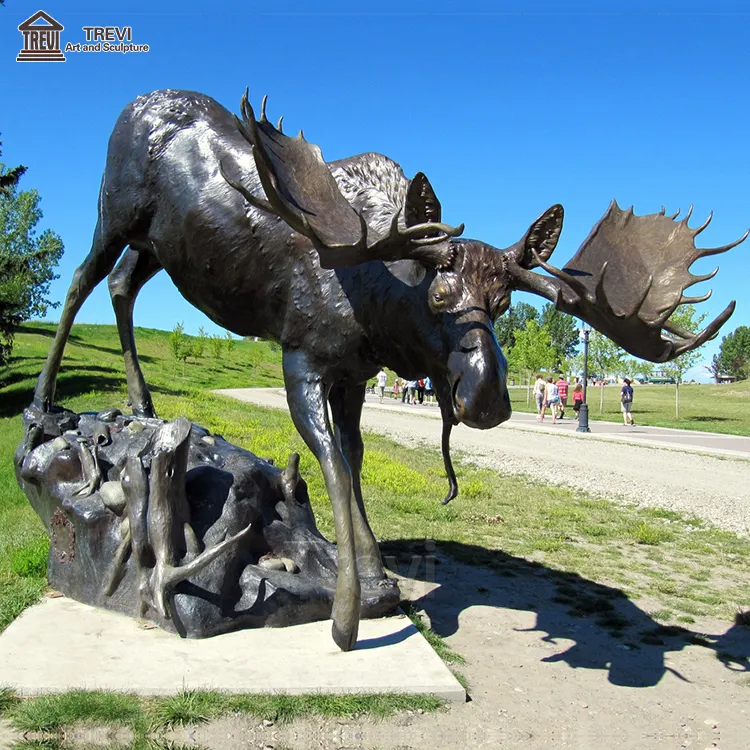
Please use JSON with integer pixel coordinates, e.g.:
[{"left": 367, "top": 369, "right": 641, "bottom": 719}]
[{"left": 158, "top": 555, "right": 749, "bottom": 749}]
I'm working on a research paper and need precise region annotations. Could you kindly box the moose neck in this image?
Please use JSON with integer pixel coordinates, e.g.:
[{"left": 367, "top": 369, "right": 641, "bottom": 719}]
[{"left": 336, "top": 259, "right": 443, "bottom": 381}]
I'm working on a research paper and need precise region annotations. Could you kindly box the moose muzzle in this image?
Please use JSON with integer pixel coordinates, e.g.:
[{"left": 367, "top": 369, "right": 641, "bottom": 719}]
[{"left": 450, "top": 334, "right": 511, "bottom": 429}]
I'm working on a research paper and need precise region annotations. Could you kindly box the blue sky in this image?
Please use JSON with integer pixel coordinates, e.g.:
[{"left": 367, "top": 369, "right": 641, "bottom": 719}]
[{"left": 1, "top": 0, "right": 748, "bottom": 380}]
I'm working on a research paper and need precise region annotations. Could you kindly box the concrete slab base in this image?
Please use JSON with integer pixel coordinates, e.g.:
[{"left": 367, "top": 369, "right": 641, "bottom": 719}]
[{"left": 0, "top": 596, "right": 465, "bottom": 702}]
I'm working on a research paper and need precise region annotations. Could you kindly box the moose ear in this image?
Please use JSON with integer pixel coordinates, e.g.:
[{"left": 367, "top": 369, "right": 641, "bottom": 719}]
[
  {"left": 405, "top": 172, "right": 442, "bottom": 227},
  {"left": 515, "top": 204, "right": 564, "bottom": 269}
]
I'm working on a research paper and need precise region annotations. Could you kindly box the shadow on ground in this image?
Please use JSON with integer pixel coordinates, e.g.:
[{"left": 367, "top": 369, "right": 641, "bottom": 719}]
[{"left": 381, "top": 539, "right": 750, "bottom": 689}]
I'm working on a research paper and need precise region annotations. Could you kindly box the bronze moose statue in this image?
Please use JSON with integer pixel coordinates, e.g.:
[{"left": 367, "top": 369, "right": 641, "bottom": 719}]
[{"left": 32, "top": 88, "right": 744, "bottom": 651}]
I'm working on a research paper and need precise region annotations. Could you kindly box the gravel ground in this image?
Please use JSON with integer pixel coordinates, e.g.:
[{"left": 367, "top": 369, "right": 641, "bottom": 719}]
[{"left": 219, "top": 389, "right": 750, "bottom": 537}]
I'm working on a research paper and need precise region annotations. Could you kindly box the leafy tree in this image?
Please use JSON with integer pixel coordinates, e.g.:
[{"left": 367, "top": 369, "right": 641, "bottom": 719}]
[
  {"left": 587, "top": 331, "right": 625, "bottom": 413},
  {"left": 494, "top": 301, "right": 538, "bottom": 351},
  {"left": 209, "top": 333, "right": 225, "bottom": 362},
  {"left": 508, "top": 319, "right": 555, "bottom": 405},
  {"left": 224, "top": 330, "right": 235, "bottom": 359},
  {"left": 587, "top": 331, "right": 625, "bottom": 379},
  {"left": 188, "top": 325, "right": 207, "bottom": 360},
  {"left": 662, "top": 305, "right": 707, "bottom": 419},
  {"left": 169, "top": 322, "right": 190, "bottom": 374},
  {"left": 630, "top": 358, "right": 654, "bottom": 383},
  {"left": 716, "top": 325, "right": 750, "bottom": 381},
  {"left": 704, "top": 353, "right": 722, "bottom": 384},
  {"left": 539, "top": 303, "right": 579, "bottom": 369},
  {"left": 1, "top": 144, "right": 64, "bottom": 366},
  {"left": 566, "top": 351, "right": 584, "bottom": 379},
  {"left": 0, "top": 140, "right": 25, "bottom": 191}
]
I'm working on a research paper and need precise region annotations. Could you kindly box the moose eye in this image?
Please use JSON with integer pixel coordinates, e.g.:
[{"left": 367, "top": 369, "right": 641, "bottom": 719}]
[
  {"left": 430, "top": 286, "right": 449, "bottom": 311},
  {"left": 429, "top": 277, "right": 454, "bottom": 314}
]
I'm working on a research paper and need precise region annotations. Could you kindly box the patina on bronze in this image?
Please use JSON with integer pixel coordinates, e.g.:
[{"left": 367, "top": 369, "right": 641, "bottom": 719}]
[{"left": 26, "top": 88, "right": 744, "bottom": 651}]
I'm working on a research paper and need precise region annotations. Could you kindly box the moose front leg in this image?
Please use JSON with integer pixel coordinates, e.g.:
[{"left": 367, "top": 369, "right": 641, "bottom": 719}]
[
  {"left": 283, "top": 353, "right": 361, "bottom": 651},
  {"left": 328, "top": 382, "right": 386, "bottom": 584}
]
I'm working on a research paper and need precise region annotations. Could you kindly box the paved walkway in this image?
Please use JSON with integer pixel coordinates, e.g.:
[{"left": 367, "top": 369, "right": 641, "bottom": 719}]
[{"left": 217, "top": 388, "right": 750, "bottom": 460}]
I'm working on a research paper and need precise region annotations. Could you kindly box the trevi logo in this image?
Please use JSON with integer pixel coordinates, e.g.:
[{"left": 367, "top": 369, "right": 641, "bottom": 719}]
[
  {"left": 16, "top": 10, "right": 150, "bottom": 62},
  {"left": 17, "top": 10, "right": 65, "bottom": 62}
]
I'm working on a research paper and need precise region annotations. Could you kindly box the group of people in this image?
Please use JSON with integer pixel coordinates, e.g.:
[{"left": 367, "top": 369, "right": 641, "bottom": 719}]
[
  {"left": 375, "top": 369, "right": 435, "bottom": 405},
  {"left": 532, "top": 373, "right": 636, "bottom": 426},
  {"left": 533, "top": 374, "right": 579, "bottom": 424},
  {"left": 376, "top": 368, "right": 636, "bottom": 426}
]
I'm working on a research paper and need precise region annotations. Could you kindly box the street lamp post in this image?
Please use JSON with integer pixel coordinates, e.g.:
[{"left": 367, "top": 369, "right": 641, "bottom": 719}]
[{"left": 577, "top": 325, "right": 591, "bottom": 433}]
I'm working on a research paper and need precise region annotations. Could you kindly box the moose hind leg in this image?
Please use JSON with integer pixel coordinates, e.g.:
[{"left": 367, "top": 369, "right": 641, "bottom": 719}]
[
  {"left": 108, "top": 247, "right": 162, "bottom": 418},
  {"left": 34, "top": 221, "right": 126, "bottom": 410}
]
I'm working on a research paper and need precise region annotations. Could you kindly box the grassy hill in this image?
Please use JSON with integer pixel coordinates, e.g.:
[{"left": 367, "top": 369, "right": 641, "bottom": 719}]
[{"left": 1, "top": 322, "right": 284, "bottom": 419}]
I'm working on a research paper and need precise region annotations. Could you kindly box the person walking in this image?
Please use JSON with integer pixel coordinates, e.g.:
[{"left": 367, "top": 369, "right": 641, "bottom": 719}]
[
  {"left": 401, "top": 377, "right": 409, "bottom": 403},
  {"left": 533, "top": 374, "right": 546, "bottom": 420},
  {"left": 541, "top": 376, "right": 559, "bottom": 424},
  {"left": 621, "top": 378, "right": 635, "bottom": 426},
  {"left": 555, "top": 374, "right": 569, "bottom": 419},
  {"left": 392, "top": 379, "right": 400, "bottom": 399},
  {"left": 572, "top": 383, "right": 584, "bottom": 420},
  {"left": 405, "top": 380, "right": 418, "bottom": 404},
  {"left": 424, "top": 376, "right": 434, "bottom": 404},
  {"left": 376, "top": 368, "right": 388, "bottom": 403}
]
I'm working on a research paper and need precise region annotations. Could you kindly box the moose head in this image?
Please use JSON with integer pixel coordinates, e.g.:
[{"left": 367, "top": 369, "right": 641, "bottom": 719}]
[{"left": 222, "top": 90, "right": 745, "bottom": 505}]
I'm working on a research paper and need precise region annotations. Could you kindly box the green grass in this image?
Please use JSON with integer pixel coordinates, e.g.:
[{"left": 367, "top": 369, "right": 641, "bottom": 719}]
[
  {"left": 507, "top": 379, "right": 750, "bottom": 435},
  {"left": 7, "top": 690, "right": 143, "bottom": 733},
  {"left": 147, "top": 689, "right": 442, "bottom": 730},
  {"left": 0, "top": 685, "right": 20, "bottom": 713},
  {"left": 402, "top": 603, "right": 466, "bottom": 665},
  {"left": 0, "top": 322, "right": 284, "bottom": 418},
  {"left": 0, "top": 688, "right": 443, "bottom": 735}
]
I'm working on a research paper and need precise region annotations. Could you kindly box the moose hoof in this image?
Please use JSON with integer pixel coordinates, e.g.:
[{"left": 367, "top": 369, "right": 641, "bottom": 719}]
[
  {"left": 331, "top": 592, "right": 360, "bottom": 651},
  {"left": 31, "top": 395, "right": 50, "bottom": 412},
  {"left": 331, "top": 620, "right": 359, "bottom": 652},
  {"left": 132, "top": 406, "right": 157, "bottom": 419}
]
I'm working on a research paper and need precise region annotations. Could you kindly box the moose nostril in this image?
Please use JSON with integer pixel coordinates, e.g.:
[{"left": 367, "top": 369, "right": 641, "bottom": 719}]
[{"left": 451, "top": 376, "right": 462, "bottom": 405}]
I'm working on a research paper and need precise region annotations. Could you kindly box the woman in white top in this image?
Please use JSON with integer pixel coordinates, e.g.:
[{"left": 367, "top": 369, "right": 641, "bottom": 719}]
[
  {"left": 541, "top": 377, "right": 559, "bottom": 424},
  {"left": 533, "top": 374, "right": 546, "bottom": 419},
  {"left": 376, "top": 368, "right": 388, "bottom": 403}
]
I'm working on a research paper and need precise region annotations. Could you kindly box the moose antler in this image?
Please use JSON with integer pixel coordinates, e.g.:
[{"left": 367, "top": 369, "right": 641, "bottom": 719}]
[
  {"left": 506, "top": 201, "right": 746, "bottom": 362},
  {"left": 220, "top": 90, "right": 464, "bottom": 270}
]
